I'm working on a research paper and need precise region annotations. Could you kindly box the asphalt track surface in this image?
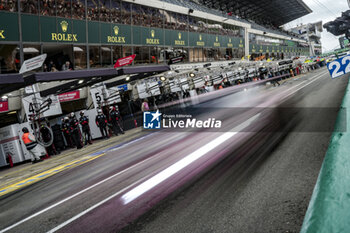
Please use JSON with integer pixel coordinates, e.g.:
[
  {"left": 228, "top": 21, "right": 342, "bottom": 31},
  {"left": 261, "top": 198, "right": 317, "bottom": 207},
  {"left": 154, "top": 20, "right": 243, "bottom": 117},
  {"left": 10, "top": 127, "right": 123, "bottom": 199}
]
[{"left": 0, "top": 67, "right": 348, "bottom": 233}]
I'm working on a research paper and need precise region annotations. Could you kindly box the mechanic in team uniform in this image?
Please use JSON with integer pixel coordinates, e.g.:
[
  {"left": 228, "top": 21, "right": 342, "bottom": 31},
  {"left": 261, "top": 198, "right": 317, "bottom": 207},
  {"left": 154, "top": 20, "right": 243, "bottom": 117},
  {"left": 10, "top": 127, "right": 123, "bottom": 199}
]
[
  {"left": 61, "top": 117, "right": 73, "bottom": 148},
  {"left": 69, "top": 112, "right": 83, "bottom": 149},
  {"left": 95, "top": 109, "right": 109, "bottom": 139},
  {"left": 109, "top": 106, "right": 124, "bottom": 136},
  {"left": 79, "top": 111, "right": 92, "bottom": 145},
  {"left": 22, "top": 127, "right": 42, "bottom": 163}
]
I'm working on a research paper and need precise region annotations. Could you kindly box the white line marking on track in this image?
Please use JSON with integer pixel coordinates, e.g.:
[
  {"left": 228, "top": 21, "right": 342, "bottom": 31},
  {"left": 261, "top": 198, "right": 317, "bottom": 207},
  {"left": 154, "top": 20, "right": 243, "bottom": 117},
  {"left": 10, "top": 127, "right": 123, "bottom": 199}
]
[
  {"left": 283, "top": 72, "right": 328, "bottom": 99},
  {"left": 47, "top": 113, "right": 261, "bottom": 232},
  {"left": 46, "top": 182, "right": 136, "bottom": 233},
  {"left": 0, "top": 145, "right": 156, "bottom": 233},
  {"left": 0, "top": 70, "right": 329, "bottom": 233}
]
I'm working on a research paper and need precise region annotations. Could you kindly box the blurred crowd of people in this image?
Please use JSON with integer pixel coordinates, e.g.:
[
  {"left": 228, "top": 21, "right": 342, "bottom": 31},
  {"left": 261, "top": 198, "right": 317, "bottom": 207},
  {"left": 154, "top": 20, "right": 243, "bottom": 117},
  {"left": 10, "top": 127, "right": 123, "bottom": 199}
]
[
  {"left": 43, "top": 60, "right": 73, "bottom": 72},
  {"left": 0, "top": 0, "right": 243, "bottom": 38},
  {"left": 0, "top": 0, "right": 17, "bottom": 12}
]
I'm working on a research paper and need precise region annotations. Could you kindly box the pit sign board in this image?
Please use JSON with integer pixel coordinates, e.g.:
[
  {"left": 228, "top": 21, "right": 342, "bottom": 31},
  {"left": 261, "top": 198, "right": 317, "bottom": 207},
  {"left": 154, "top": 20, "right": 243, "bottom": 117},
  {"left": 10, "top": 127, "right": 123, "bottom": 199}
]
[
  {"left": 114, "top": 54, "right": 136, "bottom": 68},
  {"left": 327, "top": 54, "right": 350, "bottom": 78},
  {"left": 19, "top": 54, "right": 47, "bottom": 74},
  {"left": 22, "top": 94, "right": 62, "bottom": 119},
  {"left": 0, "top": 98, "right": 8, "bottom": 112},
  {"left": 59, "top": 90, "right": 80, "bottom": 102},
  {"left": 90, "top": 85, "right": 109, "bottom": 109}
]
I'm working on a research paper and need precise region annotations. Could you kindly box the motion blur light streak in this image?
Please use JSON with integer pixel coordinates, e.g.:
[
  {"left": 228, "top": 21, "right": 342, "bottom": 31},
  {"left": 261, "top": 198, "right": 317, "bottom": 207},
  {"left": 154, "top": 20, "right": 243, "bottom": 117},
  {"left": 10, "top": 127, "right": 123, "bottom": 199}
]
[
  {"left": 121, "top": 113, "right": 261, "bottom": 204},
  {"left": 121, "top": 132, "right": 236, "bottom": 204}
]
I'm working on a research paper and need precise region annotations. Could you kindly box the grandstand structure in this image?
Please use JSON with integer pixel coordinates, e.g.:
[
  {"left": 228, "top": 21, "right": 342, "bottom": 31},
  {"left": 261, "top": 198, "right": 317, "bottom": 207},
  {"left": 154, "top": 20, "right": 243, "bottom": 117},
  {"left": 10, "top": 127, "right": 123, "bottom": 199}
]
[
  {"left": 288, "top": 21, "right": 323, "bottom": 56},
  {"left": 0, "top": 0, "right": 312, "bottom": 74}
]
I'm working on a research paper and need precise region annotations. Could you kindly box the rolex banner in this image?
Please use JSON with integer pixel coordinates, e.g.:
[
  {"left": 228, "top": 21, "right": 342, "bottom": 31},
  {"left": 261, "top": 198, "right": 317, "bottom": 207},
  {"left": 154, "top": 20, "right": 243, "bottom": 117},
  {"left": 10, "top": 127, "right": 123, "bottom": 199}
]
[{"left": 114, "top": 54, "right": 136, "bottom": 68}]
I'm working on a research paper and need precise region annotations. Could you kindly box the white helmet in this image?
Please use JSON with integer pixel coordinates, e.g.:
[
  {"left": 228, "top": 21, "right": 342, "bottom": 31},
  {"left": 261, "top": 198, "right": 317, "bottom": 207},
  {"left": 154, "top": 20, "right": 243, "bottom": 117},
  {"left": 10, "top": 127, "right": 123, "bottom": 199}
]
[
  {"left": 98, "top": 109, "right": 102, "bottom": 114},
  {"left": 70, "top": 112, "right": 75, "bottom": 117},
  {"left": 64, "top": 116, "right": 69, "bottom": 121}
]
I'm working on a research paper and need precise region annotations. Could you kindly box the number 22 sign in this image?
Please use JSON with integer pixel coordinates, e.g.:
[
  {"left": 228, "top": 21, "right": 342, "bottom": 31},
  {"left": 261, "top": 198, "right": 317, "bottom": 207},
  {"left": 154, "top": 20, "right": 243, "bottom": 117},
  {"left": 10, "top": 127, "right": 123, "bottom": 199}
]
[{"left": 327, "top": 54, "right": 350, "bottom": 78}]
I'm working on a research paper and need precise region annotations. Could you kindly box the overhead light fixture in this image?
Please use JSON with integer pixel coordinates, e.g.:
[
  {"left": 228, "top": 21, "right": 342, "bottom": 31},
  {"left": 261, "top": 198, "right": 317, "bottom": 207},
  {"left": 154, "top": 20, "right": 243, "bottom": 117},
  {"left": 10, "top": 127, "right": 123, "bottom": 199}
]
[
  {"left": 160, "top": 76, "right": 166, "bottom": 81},
  {"left": 189, "top": 73, "right": 195, "bottom": 77},
  {"left": 1, "top": 95, "right": 8, "bottom": 99},
  {"left": 78, "top": 80, "right": 84, "bottom": 84},
  {"left": 23, "top": 47, "right": 39, "bottom": 53},
  {"left": 126, "top": 76, "right": 130, "bottom": 81}
]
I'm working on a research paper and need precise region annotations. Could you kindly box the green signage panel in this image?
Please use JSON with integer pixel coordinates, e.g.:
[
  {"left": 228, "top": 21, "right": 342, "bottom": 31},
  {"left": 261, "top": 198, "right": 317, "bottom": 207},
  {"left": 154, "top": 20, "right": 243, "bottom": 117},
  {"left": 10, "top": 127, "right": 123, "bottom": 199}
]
[
  {"left": 22, "top": 14, "right": 39, "bottom": 42},
  {"left": 102, "top": 24, "right": 131, "bottom": 44},
  {"left": 212, "top": 35, "right": 222, "bottom": 48},
  {"left": 72, "top": 19, "right": 86, "bottom": 43},
  {"left": 172, "top": 30, "right": 187, "bottom": 47},
  {"left": 286, "top": 40, "right": 296, "bottom": 47},
  {"left": 238, "top": 38, "right": 244, "bottom": 48},
  {"left": 56, "top": 18, "right": 78, "bottom": 43},
  {"left": 144, "top": 27, "right": 163, "bottom": 46},
  {"left": 100, "top": 22, "right": 111, "bottom": 44},
  {"left": 132, "top": 26, "right": 142, "bottom": 45},
  {"left": 206, "top": 34, "right": 214, "bottom": 47},
  {"left": 88, "top": 21, "right": 100, "bottom": 43},
  {"left": 258, "top": 45, "right": 264, "bottom": 53},
  {"left": 141, "top": 27, "right": 149, "bottom": 45},
  {"left": 250, "top": 43, "right": 257, "bottom": 53},
  {"left": 0, "top": 12, "right": 19, "bottom": 41},
  {"left": 0, "top": 12, "right": 251, "bottom": 51},
  {"left": 164, "top": 29, "right": 172, "bottom": 46},
  {"left": 189, "top": 32, "right": 205, "bottom": 47},
  {"left": 41, "top": 17, "right": 83, "bottom": 43},
  {"left": 226, "top": 37, "right": 234, "bottom": 48},
  {"left": 40, "top": 16, "right": 56, "bottom": 42}
]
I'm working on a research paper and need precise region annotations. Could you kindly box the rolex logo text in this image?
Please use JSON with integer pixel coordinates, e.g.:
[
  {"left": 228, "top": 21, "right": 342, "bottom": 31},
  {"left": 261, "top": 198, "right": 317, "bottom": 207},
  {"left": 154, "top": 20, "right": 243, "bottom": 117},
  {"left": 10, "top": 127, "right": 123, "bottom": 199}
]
[
  {"left": 107, "top": 26, "right": 126, "bottom": 43},
  {"left": 197, "top": 34, "right": 204, "bottom": 46},
  {"left": 175, "top": 32, "right": 185, "bottom": 45},
  {"left": 146, "top": 30, "right": 159, "bottom": 45},
  {"left": 0, "top": 30, "right": 5, "bottom": 39},
  {"left": 51, "top": 21, "right": 78, "bottom": 42},
  {"left": 214, "top": 36, "right": 220, "bottom": 47}
]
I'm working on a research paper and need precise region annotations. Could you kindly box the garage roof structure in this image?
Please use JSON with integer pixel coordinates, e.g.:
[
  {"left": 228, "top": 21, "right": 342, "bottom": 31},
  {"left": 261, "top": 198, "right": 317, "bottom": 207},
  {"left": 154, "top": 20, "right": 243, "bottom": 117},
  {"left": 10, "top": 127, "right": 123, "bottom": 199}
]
[
  {"left": 199, "top": 0, "right": 312, "bottom": 26},
  {"left": 0, "top": 65, "right": 170, "bottom": 97}
]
